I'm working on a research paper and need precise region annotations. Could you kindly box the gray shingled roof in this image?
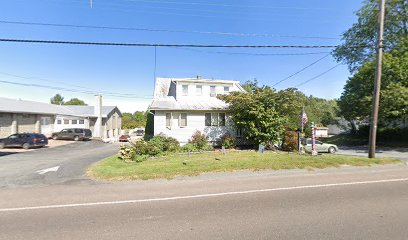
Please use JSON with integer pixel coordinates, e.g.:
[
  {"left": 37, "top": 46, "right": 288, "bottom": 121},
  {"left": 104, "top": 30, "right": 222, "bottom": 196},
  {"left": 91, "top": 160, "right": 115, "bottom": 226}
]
[
  {"left": 0, "top": 97, "right": 119, "bottom": 117},
  {"left": 150, "top": 97, "right": 228, "bottom": 110},
  {"left": 63, "top": 106, "right": 118, "bottom": 118}
]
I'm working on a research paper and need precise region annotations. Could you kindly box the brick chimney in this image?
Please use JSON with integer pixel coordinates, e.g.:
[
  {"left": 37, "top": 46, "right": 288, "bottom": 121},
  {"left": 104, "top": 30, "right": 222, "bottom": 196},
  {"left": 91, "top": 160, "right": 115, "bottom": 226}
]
[{"left": 94, "top": 95, "right": 103, "bottom": 138}]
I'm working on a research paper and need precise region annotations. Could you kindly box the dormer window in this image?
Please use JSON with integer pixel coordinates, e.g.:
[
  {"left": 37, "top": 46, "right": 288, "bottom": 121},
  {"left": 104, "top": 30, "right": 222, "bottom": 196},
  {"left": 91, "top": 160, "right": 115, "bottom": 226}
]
[
  {"left": 210, "top": 86, "right": 216, "bottom": 97},
  {"left": 196, "top": 85, "right": 202, "bottom": 95},
  {"left": 182, "top": 85, "right": 188, "bottom": 96},
  {"left": 224, "top": 86, "right": 230, "bottom": 93}
]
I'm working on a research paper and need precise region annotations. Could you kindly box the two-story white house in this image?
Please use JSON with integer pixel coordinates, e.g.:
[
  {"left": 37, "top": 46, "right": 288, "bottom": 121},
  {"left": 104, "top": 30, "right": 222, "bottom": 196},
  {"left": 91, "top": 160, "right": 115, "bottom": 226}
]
[{"left": 149, "top": 77, "right": 246, "bottom": 145}]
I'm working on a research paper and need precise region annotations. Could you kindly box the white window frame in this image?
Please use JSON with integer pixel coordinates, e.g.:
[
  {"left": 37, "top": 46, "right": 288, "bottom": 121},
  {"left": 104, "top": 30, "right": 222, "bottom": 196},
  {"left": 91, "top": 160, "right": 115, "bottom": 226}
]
[
  {"left": 210, "top": 85, "right": 216, "bottom": 97},
  {"left": 179, "top": 113, "right": 188, "bottom": 128},
  {"left": 196, "top": 85, "right": 202, "bottom": 96},
  {"left": 72, "top": 120, "right": 78, "bottom": 125},
  {"left": 165, "top": 113, "right": 172, "bottom": 129},
  {"left": 79, "top": 119, "right": 85, "bottom": 124},
  {"left": 182, "top": 85, "right": 189, "bottom": 96},
  {"left": 224, "top": 86, "right": 230, "bottom": 93},
  {"left": 205, "top": 112, "right": 226, "bottom": 127}
]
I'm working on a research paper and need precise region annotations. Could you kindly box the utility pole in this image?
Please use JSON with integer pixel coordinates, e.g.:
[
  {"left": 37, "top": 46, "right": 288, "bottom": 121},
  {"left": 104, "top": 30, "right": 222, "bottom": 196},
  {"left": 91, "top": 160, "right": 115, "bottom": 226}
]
[
  {"left": 90, "top": 0, "right": 93, "bottom": 8},
  {"left": 368, "top": 0, "right": 386, "bottom": 158}
]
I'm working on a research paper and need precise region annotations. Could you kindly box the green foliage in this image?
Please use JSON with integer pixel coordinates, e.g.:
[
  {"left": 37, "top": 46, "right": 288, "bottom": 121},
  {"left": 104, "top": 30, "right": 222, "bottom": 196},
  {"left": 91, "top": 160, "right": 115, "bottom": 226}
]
[
  {"left": 118, "top": 134, "right": 181, "bottom": 162},
  {"left": 145, "top": 112, "right": 154, "bottom": 137},
  {"left": 220, "top": 133, "right": 236, "bottom": 149},
  {"left": 149, "top": 134, "right": 180, "bottom": 152},
  {"left": 281, "top": 131, "right": 298, "bottom": 152},
  {"left": 122, "top": 111, "right": 147, "bottom": 129},
  {"left": 219, "top": 87, "right": 292, "bottom": 145},
  {"left": 333, "top": 0, "right": 408, "bottom": 71},
  {"left": 118, "top": 144, "right": 136, "bottom": 162},
  {"left": 64, "top": 98, "right": 87, "bottom": 106},
  {"left": 189, "top": 130, "right": 210, "bottom": 150},
  {"left": 50, "top": 94, "right": 64, "bottom": 105},
  {"left": 338, "top": 38, "right": 408, "bottom": 122}
]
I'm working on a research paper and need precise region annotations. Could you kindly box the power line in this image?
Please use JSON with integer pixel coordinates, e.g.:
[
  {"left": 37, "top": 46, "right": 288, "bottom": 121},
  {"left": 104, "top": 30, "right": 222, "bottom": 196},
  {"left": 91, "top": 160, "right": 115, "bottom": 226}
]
[
  {"left": 175, "top": 47, "right": 331, "bottom": 56},
  {"left": 294, "top": 64, "right": 342, "bottom": 87},
  {"left": 0, "top": 71, "right": 146, "bottom": 97},
  {"left": 0, "top": 38, "right": 366, "bottom": 48},
  {"left": 0, "top": 20, "right": 340, "bottom": 40},
  {"left": 121, "top": 0, "right": 333, "bottom": 10},
  {"left": 272, "top": 54, "right": 331, "bottom": 87},
  {"left": 0, "top": 79, "right": 151, "bottom": 99}
]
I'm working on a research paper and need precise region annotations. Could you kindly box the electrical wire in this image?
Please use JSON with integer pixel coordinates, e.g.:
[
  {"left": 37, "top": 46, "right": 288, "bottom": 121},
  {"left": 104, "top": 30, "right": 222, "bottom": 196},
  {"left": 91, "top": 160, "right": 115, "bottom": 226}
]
[
  {"left": 0, "top": 79, "right": 151, "bottom": 99},
  {"left": 121, "top": 0, "right": 333, "bottom": 11},
  {"left": 0, "top": 20, "right": 340, "bottom": 40},
  {"left": 0, "top": 71, "right": 146, "bottom": 97},
  {"left": 173, "top": 47, "right": 331, "bottom": 56},
  {"left": 272, "top": 54, "right": 331, "bottom": 87},
  {"left": 0, "top": 38, "right": 366, "bottom": 48},
  {"left": 295, "top": 64, "right": 342, "bottom": 87}
]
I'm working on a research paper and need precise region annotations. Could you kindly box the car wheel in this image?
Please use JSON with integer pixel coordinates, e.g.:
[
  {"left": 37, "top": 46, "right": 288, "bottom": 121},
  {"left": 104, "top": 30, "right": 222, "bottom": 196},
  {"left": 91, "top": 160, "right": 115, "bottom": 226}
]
[
  {"left": 22, "top": 143, "right": 31, "bottom": 150},
  {"left": 73, "top": 136, "right": 80, "bottom": 141},
  {"left": 0, "top": 143, "right": 5, "bottom": 149},
  {"left": 52, "top": 135, "right": 58, "bottom": 140},
  {"left": 328, "top": 147, "right": 336, "bottom": 154}
]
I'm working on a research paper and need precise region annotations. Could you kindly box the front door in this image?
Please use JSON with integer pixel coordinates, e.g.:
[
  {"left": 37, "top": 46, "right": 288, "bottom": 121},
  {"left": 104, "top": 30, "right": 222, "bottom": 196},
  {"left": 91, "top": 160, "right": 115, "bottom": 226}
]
[{"left": 41, "top": 117, "right": 52, "bottom": 136}]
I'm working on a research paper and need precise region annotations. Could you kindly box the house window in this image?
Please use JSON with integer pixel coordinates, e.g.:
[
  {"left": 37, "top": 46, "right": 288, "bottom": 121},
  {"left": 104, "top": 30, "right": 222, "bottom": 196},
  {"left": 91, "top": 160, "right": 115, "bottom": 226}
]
[
  {"left": 180, "top": 113, "right": 187, "bottom": 127},
  {"left": 210, "top": 86, "right": 216, "bottom": 97},
  {"left": 205, "top": 113, "right": 226, "bottom": 127},
  {"left": 182, "top": 85, "right": 188, "bottom": 96},
  {"left": 205, "top": 113, "right": 211, "bottom": 126},
  {"left": 224, "top": 86, "right": 230, "bottom": 93},
  {"left": 196, "top": 85, "right": 202, "bottom": 95},
  {"left": 64, "top": 119, "right": 69, "bottom": 124},
  {"left": 165, "top": 113, "right": 171, "bottom": 129},
  {"left": 236, "top": 128, "right": 243, "bottom": 137},
  {"left": 72, "top": 120, "right": 78, "bottom": 124},
  {"left": 219, "top": 113, "right": 226, "bottom": 126},
  {"left": 79, "top": 120, "right": 85, "bottom": 124},
  {"left": 57, "top": 120, "right": 62, "bottom": 124}
]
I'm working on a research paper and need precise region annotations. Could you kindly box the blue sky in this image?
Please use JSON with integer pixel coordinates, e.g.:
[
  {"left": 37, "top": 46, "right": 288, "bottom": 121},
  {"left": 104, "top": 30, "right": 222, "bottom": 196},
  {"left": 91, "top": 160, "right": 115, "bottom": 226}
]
[{"left": 0, "top": 0, "right": 362, "bottom": 112}]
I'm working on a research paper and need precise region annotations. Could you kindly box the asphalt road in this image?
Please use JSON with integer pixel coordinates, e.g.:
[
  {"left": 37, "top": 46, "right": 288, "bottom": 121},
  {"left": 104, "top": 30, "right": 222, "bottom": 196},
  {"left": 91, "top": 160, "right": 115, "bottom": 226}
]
[
  {"left": 0, "top": 165, "right": 407, "bottom": 239},
  {"left": 0, "top": 140, "right": 118, "bottom": 188}
]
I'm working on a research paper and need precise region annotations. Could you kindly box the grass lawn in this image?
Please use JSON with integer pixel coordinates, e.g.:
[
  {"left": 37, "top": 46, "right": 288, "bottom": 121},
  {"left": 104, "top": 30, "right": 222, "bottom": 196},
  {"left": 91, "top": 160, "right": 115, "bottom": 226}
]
[{"left": 87, "top": 151, "right": 401, "bottom": 181}]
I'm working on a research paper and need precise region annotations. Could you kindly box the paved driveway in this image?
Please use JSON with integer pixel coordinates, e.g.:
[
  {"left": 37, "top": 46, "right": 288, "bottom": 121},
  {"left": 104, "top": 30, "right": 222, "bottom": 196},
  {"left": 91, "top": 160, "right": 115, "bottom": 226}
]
[
  {"left": 337, "top": 146, "right": 408, "bottom": 161},
  {"left": 0, "top": 140, "right": 119, "bottom": 189}
]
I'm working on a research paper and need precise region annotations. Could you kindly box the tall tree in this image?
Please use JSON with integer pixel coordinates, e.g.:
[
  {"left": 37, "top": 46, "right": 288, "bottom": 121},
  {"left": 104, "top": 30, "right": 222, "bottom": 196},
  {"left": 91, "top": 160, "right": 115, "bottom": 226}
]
[
  {"left": 333, "top": 0, "right": 408, "bottom": 71},
  {"left": 338, "top": 38, "right": 408, "bottom": 122},
  {"left": 50, "top": 94, "right": 64, "bottom": 105},
  {"left": 64, "top": 98, "right": 87, "bottom": 106}
]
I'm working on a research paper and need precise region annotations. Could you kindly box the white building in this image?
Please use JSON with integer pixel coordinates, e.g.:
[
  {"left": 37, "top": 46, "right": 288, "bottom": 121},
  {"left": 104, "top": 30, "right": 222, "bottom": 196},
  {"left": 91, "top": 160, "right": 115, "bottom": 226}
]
[
  {"left": 149, "top": 77, "right": 246, "bottom": 145},
  {"left": 0, "top": 96, "right": 122, "bottom": 139}
]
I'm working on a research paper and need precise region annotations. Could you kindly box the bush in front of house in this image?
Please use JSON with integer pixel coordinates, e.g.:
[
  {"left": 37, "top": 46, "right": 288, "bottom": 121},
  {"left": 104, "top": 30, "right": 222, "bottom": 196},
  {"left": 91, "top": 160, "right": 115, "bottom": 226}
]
[
  {"left": 221, "top": 133, "right": 236, "bottom": 149},
  {"left": 189, "top": 130, "right": 210, "bottom": 149},
  {"left": 119, "top": 134, "right": 181, "bottom": 162},
  {"left": 149, "top": 134, "right": 180, "bottom": 152},
  {"left": 118, "top": 144, "right": 136, "bottom": 162},
  {"left": 281, "top": 130, "right": 298, "bottom": 152}
]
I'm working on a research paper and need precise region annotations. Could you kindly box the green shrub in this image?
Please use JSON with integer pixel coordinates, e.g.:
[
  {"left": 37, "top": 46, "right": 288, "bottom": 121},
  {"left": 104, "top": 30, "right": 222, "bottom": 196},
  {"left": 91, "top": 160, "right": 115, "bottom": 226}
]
[
  {"left": 282, "top": 130, "right": 298, "bottom": 152},
  {"left": 149, "top": 134, "right": 180, "bottom": 152},
  {"left": 221, "top": 133, "right": 236, "bottom": 149},
  {"left": 180, "top": 143, "right": 199, "bottom": 152},
  {"left": 189, "top": 130, "right": 211, "bottom": 150},
  {"left": 118, "top": 144, "right": 136, "bottom": 162}
]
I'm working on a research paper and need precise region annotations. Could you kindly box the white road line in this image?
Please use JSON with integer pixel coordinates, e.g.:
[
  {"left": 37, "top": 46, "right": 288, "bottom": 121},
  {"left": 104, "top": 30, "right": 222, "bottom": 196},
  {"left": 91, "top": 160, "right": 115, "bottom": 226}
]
[
  {"left": 1, "top": 178, "right": 407, "bottom": 212},
  {"left": 35, "top": 166, "right": 60, "bottom": 175}
]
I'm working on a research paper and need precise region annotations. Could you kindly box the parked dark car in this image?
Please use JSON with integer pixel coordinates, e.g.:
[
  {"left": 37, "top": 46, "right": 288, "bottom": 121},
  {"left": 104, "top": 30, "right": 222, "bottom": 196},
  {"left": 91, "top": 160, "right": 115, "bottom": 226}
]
[
  {"left": 0, "top": 133, "right": 48, "bottom": 150},
  {"left": 52, "top": 128, "right": 92, "bottom": 141},
  {"left": 135, "top": 129, "right": 145, "bottom": 136},
  {"left": 119, "top": 135, "right": 130, "bottom": 142}
]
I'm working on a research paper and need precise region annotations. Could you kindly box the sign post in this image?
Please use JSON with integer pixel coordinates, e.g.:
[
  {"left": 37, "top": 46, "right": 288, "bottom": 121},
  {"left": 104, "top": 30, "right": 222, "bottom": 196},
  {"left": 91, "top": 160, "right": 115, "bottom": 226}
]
[{"left": 311, "top": 122, "right": 318, "bottom": 156}]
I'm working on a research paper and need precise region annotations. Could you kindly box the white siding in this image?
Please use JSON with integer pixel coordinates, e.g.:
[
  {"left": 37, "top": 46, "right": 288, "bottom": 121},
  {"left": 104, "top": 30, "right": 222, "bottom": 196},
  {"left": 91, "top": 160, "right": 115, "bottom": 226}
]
[
  {"left": 154, "top": 111, "right": 236, "bottom": 145},
  {"left": 54, "top": 116, "right": 89, "bottom": 132},
  {"left": 175, "top": 82, "right": 238, "bottom": 101}
]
